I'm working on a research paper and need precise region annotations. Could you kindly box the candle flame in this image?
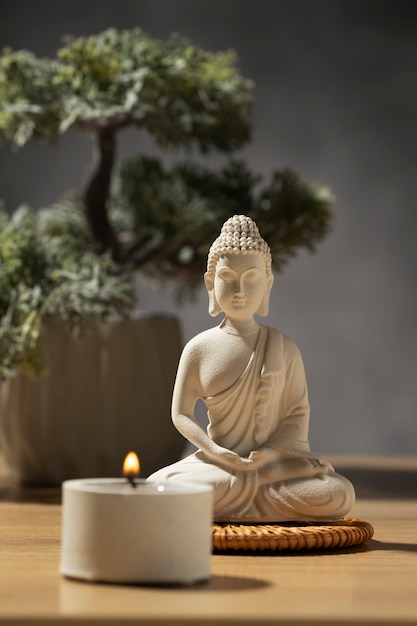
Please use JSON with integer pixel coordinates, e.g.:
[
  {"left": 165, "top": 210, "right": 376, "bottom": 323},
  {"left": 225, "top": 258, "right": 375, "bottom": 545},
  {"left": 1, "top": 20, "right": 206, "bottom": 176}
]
[{"left": 123, "top": 451, "right": 140, "bottom": 477}]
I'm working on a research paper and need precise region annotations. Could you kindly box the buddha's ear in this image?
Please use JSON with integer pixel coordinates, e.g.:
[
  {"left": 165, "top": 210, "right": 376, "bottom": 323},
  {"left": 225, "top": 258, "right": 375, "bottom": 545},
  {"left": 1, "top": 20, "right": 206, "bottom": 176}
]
[
  {"left": 204, "top": 272, "right": 213, "bottom": 292},
  {"left": 257, "top": 272, "right": 274, "bottom": 317},
  {"left": 204, "top": 272, "right": 221, "bottom": 317}
]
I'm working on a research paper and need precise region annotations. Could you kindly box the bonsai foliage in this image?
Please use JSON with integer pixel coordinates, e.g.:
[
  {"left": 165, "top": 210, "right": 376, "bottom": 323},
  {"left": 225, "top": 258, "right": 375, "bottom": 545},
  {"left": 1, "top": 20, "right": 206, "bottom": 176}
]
[
  {"left": 0, "top": 28, "right": 252, "bottom": 263},
  {"left": 110, "top": 156, "right": 333, "bottom": 297},
  {"left": 0, "top": 27, "right": 334, "bottom": 377},
  {"left": 0, "top": 202, "right": 134, "bottom": 379}
]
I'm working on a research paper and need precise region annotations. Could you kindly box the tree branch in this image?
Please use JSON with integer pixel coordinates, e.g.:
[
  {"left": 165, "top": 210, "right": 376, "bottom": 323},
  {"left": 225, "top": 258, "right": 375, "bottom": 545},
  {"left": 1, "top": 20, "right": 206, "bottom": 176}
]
[{"left": 83, "top": 127, "right": 122, "bottom": 262}]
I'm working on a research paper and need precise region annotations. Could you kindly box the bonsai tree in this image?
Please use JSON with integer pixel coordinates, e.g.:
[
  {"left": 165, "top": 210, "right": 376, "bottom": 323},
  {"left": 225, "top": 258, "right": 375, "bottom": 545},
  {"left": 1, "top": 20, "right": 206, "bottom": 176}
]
[{"left": 0, "top": 27, "right": 334, "bottom": 378}]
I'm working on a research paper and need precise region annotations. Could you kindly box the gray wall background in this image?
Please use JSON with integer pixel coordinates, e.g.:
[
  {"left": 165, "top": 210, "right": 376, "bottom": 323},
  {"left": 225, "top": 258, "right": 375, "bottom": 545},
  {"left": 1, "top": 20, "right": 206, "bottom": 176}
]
[{"left": 1, "top": 0, "right": 416, "bottom": 456}]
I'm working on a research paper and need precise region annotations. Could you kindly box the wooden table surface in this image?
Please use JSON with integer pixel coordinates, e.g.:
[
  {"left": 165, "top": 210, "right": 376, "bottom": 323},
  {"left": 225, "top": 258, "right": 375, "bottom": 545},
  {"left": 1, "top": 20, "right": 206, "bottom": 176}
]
[{"left": 1, "top": 454, "right": 417, "bottom": 626}]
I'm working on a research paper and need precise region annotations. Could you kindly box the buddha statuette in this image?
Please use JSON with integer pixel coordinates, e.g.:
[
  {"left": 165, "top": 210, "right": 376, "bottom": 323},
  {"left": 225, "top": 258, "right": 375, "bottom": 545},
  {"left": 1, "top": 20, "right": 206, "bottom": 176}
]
[{"left": 149, "top": 215, "right": 355, "bottom": 522}]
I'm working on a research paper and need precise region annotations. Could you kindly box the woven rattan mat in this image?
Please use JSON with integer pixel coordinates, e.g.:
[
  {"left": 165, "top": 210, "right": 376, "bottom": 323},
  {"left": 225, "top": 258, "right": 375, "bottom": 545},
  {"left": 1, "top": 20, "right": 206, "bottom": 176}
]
[{"left": 212, "top": 517, "right": 374, "bottom": 552}]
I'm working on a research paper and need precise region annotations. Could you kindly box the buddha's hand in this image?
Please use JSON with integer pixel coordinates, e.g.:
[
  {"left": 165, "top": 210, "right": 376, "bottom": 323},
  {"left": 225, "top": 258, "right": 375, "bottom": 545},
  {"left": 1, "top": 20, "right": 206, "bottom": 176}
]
[
  {"left": 207, "top": 446, "right": 269, "bottom": 471},
  {"left": 281, "top": 451, "right": 334, "bottom": 475},
  {"left": 307, "top": 456, "right": 334, "bottom": 473},
  {"left": 206, "top": 445, "right": 244, "bottom": 470},
  {"left": 247, "top": 447, "right": 279, "bottom": 469}
]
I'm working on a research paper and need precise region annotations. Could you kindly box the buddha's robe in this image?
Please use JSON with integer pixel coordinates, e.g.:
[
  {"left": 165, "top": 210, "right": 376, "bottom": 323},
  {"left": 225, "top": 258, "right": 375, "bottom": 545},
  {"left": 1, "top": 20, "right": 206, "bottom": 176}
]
[{"left": 149, "top": 325, "right": 355, "bottom": 522}]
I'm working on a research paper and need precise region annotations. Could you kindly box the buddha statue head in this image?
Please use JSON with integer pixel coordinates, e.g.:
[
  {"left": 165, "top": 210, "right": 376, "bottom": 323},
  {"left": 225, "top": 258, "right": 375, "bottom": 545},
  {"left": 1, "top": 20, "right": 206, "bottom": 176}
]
[{"left": 204, "top": 215, "right": 274, "bottom": 318}]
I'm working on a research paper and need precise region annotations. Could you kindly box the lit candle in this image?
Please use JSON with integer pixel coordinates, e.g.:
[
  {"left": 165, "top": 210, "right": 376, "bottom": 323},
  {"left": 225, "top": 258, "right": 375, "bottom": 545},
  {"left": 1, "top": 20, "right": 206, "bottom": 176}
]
[
  {"left": 59, "top": 453, "right": 213, "bottom": 585},
  {"left": 123, "top": 450, "right": 140, "bottom": 488}
]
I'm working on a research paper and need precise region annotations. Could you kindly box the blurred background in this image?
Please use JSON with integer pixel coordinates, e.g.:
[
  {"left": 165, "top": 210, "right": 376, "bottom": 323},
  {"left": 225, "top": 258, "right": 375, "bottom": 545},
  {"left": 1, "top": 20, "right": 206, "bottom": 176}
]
[{"left": 1, "top": 0, "right": 416, "bottom": 456}]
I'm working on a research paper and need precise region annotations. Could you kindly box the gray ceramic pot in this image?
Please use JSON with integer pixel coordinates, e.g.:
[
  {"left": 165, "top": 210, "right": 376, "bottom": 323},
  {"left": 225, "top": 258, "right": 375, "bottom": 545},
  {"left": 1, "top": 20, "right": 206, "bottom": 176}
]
[{"left": 0, "top": 312, "right": 185, "bottom": 484}]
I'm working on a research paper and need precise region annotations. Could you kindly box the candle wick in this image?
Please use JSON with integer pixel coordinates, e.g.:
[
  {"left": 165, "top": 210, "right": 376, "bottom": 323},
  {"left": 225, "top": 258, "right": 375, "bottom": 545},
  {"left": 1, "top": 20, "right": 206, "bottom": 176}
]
[{"left": 127, "top": 475, "right": 137, "bottom": 489}]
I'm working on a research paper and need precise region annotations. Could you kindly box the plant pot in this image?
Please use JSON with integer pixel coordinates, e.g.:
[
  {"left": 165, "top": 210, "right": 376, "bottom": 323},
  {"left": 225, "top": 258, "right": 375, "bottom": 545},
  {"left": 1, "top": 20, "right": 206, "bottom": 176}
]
[{"left": 0, "top": 312, "right": 185, "bottom": 484}]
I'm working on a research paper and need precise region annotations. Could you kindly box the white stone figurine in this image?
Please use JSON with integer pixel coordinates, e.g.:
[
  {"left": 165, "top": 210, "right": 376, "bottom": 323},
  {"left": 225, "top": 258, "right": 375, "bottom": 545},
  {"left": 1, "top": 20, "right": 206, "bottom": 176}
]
[{"left": 149, "top": 215, "right": 355, "bottom": 522}]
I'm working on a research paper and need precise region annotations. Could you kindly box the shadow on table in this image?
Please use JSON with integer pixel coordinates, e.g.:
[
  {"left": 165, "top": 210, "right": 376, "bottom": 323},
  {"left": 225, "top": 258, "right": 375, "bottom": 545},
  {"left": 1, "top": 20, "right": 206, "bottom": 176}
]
[
  {"left": 0, "top": 480, "right": 61, "bottom": 504},
  {"left": 193, "top": 574, "right": 271, "bottom": 591},
  {"left": 369, "top": 539, "right": 417, "bottom": 553},
  {"left": 334, "top": 466, "right": 417, "bottom": 500}
]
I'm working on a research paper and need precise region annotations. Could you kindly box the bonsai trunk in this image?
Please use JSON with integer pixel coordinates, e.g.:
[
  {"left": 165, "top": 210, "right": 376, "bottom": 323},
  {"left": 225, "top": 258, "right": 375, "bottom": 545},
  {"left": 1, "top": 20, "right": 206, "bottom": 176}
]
[{"left": 84, "top": 127, "right": 122, "bottom": 262}]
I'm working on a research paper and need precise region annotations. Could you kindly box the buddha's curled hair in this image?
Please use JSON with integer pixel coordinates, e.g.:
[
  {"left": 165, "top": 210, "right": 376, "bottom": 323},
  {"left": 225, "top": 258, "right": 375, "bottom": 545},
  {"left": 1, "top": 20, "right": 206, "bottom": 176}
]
[{"left": 206, "top": 215, "right": 272, "bottom": 276}]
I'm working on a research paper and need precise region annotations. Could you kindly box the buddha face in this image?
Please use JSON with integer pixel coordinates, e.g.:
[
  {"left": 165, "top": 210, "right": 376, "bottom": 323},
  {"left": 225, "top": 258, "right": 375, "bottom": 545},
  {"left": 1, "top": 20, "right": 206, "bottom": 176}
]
[{"left": 205, "top": 253, "right": 273, "bottom": 319}]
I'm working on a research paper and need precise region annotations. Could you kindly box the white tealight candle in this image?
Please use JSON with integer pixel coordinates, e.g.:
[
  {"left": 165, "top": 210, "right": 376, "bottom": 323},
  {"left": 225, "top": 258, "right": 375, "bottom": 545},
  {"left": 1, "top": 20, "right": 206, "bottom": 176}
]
[{"left": 60, "top": 478, "right": 213, "bottom": 585}]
